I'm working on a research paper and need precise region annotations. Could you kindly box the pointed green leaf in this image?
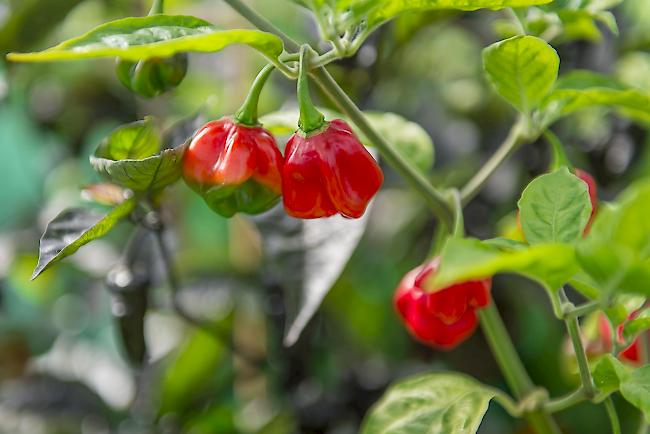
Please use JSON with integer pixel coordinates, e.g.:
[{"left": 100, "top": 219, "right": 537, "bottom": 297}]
[
  {"left": 424, "top": 237, "right": 579, "bottom": 292},
  {"left": 591, "top": 354, "right": 631, "bottom": 399},
  {"left": 360, "top": 373, "right": 497, "bottom": 434},
  {"left": 620, "top": 366, "right": 650, "bottom": 423},
  {"left": 90, "top": 118, "right": 187, "bottom": 192},
  {"left": 32, "top": 200, "right": 136, "bottom": 279},
  {"left": 7, "top": 15, "right": 283, "bottom": 62},
  {"left": 483, "top": 35, "right": 559, "bottom": 113},
  {"left": 518, "top": 168, "right": 592, "bottom": 245}
]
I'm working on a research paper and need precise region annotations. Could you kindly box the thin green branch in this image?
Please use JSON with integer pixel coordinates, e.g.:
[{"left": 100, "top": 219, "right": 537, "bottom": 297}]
[
  {"left": 479, "top": 304, "right": 561, "bottom": 434},
  {"left": 605, "top": 398, "right": 622, "bottom": 434},
  {"left": 544, "top": 387, "right": 587, "bottom": 414},
  {"left": 564, "top": 300, "right": 600, "bottom": 319},
  {"left": 562, "top": 293, "right": 597, "bottom": 399},
  {"left": 460, "top": 118, "right": 528, "bottom": 205}
]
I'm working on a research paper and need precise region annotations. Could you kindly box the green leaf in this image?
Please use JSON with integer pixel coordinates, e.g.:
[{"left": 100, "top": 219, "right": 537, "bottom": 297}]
[
  {"left": 518, "top": 168, "right": 592, "bottom": 245},
  {"left": 621, "top": 309, "right": 650, "bottom": 342},
  {"left": 591, "top": 354, "right": 631, "bottom": 399},
  {"left": 620, "top": 366, "right": 650, "bottom": 423},
  {"left": 32, "top": 200, "right": 136, "bottom": 279},
  {"left": 483, "top": 35, "right": 559, "bottom": 113},
  {"left": 424, "top": 237, "right": 579, "bottom": 292},
  {"left": 90, "top": 119, "right": 186, "bottom": 192},
  {"left": 260, "top": 109, "right": 435, "bottom": 173},
  {"left": 7, "top": 15, "right": 284, "bottom": 62},
  {"left": 577, "top": 179, "right": 650, "bottom": 297},
  {"left": 540, "top": 71, "right": 650, "bottom": 126},
  {"left": 95, "top": 117, "right": 160, "bottom": 161},
  {"left": 360, "top": 372, "right": 496, "bottom": 434}
]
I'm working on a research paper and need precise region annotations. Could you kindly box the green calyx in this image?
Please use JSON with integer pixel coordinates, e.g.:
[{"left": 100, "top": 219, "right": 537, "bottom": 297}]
[
  {"left": 200, "top": 180, "right": 280, "bottom": 218},
  {"left": 297, "top": 45, "right": 326, "bottom": 134},
  {"left": 234, "top": 64, "right": 275, "bottom": 126}
]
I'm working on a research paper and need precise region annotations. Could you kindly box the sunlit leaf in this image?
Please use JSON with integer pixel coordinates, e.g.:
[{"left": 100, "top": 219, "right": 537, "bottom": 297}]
[
  {"left": 483, "top": 35, "right": 559, "bottom": 113},
  {"left": 7, "top": 15, "right": 284, "bottom": 62},
  {"left": 361, "top": 372, "right": 496, "bottom": 434}
]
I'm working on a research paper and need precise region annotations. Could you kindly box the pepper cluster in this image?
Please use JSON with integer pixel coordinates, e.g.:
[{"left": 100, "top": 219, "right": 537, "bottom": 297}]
[{"left": 182, "top": 54, "right": 383, "bottom": 220}]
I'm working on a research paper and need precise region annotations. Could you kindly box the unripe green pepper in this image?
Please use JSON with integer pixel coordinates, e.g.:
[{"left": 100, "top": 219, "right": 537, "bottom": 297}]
[{"left": 116, "top": 53, "right": 188, "bottom": 98}]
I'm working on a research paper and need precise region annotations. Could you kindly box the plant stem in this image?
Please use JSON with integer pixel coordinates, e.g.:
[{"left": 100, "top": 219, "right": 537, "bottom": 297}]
[
  {"left": 297, "top": 46, "right": 326, "bottom": 133},
  {"left": 564, "top": 300, "right": 600, "bottom": 320},
  {"left": 310, "top": 67, "right": 454, "bottom": 228},
  {"left": 544, "top": 387, "right": 587, "bottom": 413},
  {"left": 235, "top": 64, "right": 275, "bottom": 126},
  {"left": 508, "top": 7, "right": 528, "bottom": 35},
  {"left": 149, "top": 0, "right": 164, "bottom": 15},
  {"left": 221, "top": 0, "right": 454, "bottom": 227},
  {"left": 604, "top": 398, "right": 622, "bottom": 434},
  {"left": 479, "top": 303, "right": 561, "bottom": 434},
  {"left": 460, "top": 118, "right": 527, "bottom": 205},
  {"left": 560, "top": 289, "right": 597, "bottom": 398}
]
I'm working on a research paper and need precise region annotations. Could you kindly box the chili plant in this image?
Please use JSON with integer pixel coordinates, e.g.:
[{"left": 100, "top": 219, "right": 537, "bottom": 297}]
[{"left": 7, "top": 0, "right": 650, "bottom": 433}]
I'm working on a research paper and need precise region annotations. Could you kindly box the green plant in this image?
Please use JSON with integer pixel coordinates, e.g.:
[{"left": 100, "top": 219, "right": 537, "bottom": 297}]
[{"left": 8, "top": 0, "right": 650, "bottom": 433}]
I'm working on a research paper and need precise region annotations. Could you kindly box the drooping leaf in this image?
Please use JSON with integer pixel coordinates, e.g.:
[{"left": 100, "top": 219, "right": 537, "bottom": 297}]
[
  {"left": 591, "top": 354, "right": 631, "bottom": 399},
  {"left": 90, "top": 118, "right": 187, "bottom": 192},
  {"left": 360, "top": 372, "right": 497, "bottom": 434},
  {"left": 621, "top": 309, "right": 650, "bottom": 342},
  {"left": 255, "top": 201, "right": 371, "bottom": 346},
  {"left": 518, "top": 168, "right": 592, "bottom": 245},
  {"left": 540, "top": 71, "right": 650, "bottom": 126},
  {"left": 483, "top": 35, "right": 559, "bottom": 113},
  {"left": 577, "top": 180, "right": 650, "bottom": 297},
  {"left": 620, "top": 366, "right": 650, "bottom": 422},
  {"left": 423, "top": 237, "right": 579, "bottom": 292},
  {"left": 32, "top": 199, "right": 136, "bottom": 279},
  {"left": 260, "top": 109, "right": 434, "bottom": 172},
  {"left": 7, "top": 15, "right": 284, "bottom": 62}
]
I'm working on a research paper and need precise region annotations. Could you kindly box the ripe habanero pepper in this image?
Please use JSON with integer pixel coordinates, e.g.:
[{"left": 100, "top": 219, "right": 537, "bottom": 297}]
[
  {"left": 282, "top": 47, "right": 383, "bottom": 219},
  {"left": 394, "top": 258, "right": 492, "bottom": 350},
  {"left": 182, "top": 65, "right": 283, "bottom": 217}
]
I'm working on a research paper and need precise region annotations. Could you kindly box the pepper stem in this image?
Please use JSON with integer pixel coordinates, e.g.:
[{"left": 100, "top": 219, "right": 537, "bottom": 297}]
[
  {"left": 544, "top": 130, "right": 573, "bottom": 172},
  {"left": 149, "top": 0, "right": 164, "bottom": 15},
  {"left": 297, "top": 45, "right": 326, "bottom": 133},
  {"left": 234, "top": 64, "right": 275, "bottom": 126}
]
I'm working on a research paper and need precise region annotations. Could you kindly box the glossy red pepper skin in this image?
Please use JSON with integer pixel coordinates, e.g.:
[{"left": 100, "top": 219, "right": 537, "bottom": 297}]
[
  {"left": 598, "top": 312, "right": 647, "bottom": 365},
  {"left": 394, "top": 258, "right": 492, "bottom": 350},
  {"left": 182, "top": 117, "right": 283, "bottom": 217},
  {"left": 282, "top": 119, "right": 383, "bottom": 219}
]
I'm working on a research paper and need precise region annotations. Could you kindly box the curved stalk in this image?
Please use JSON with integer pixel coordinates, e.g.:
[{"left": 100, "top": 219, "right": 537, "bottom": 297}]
[{"left": 235, "top": 64, "right": 275, "bottom": 126}]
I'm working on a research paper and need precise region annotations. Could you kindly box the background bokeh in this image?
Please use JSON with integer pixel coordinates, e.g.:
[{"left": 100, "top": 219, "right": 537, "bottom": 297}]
[{"left": 1, "top": 0, "right": 650, "bottom": 433}]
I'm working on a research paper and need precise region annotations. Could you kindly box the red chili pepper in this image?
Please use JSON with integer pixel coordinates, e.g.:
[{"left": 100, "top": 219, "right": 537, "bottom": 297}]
[
  {"left": 182, "top": 117, "right": 283, "bottom": 217},
  {"left": 282, "top": 119, "right": 383, "bottom": 219},
  {"left": 394, "top": 258, "right": 492, "bottom": 350},
  {"left": 598, "top": 312, "right": 647, "bottom": 365}
]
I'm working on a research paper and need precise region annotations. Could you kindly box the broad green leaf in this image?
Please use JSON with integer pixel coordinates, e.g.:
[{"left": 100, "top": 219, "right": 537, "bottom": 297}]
[
  {"left": 621, "top": 310, "right": 650, "bottom": 341},
  {"left": 7, "top": 15, "right": 284, "bottom": 62},
  {"left": 360, "top": 372, "right": 496, "bottom": 434},
  {"left": 260, "top": 109, "right": 435, "bottom": 173},
  {"left": 90, "top": 118, "right": 186, "bottom": 192},
  {"left": 424, "top": 237, "right": 579, "bottom": 292},
  {"left": 540, "top": 71, "right": 650, "bottom": 126},
  {"left": 518, "top": 168, "right": 592, "bottom": 245},
  {"left": 620, "top": 366, "right": 650, "bottom": 422},
  {"left": 483, "top": 35, "right": 559, "bottom": 113},
  {"left": 591, "top": 354, "right": 631, "bottom": 399},
  {"left": 577, "top": 179, "right": 650, "bottom": 296},
  {"left": 95, "top": 117, "right": 160, "bottom": 161},
  {"left": 32, "top": 200, "right": 136, "bottom": 279}
]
